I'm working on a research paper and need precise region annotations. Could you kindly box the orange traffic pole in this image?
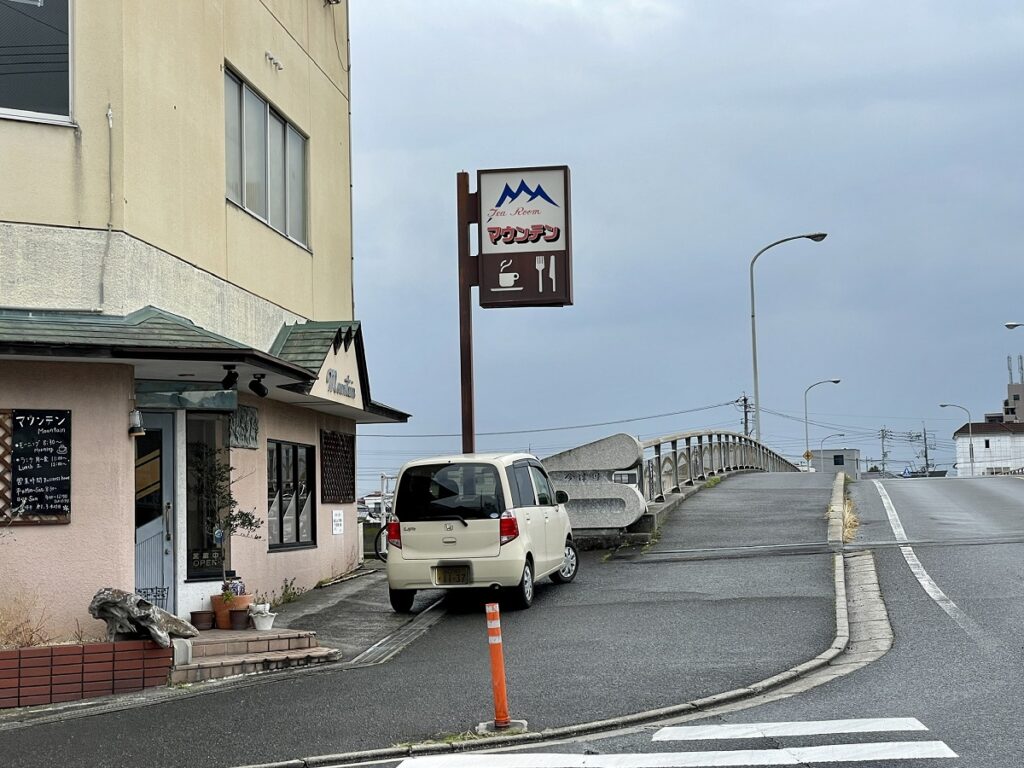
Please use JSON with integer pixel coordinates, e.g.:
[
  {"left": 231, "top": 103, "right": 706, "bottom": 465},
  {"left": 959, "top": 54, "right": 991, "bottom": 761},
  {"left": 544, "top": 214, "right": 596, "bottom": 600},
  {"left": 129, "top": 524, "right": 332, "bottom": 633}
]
[{"left": 485, "top": 602, "right": 511, "bottom": 728}]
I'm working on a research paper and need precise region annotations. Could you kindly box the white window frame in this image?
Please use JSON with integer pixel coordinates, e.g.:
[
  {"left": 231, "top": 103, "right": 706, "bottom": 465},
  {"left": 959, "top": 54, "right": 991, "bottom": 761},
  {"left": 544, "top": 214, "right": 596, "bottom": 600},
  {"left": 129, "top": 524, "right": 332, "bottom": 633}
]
[
  {"left": 0, "top": 0, "right": 75, "bottom": 126},
  {"left": 224, "top": 67, "right": 309, "bottom": 249}
]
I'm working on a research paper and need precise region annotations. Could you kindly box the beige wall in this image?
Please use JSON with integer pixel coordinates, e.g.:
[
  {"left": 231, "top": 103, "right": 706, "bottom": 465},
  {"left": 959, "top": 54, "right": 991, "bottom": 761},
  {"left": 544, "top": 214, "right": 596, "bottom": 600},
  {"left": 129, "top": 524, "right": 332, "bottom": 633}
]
[
  {"left": 0, "top": 0, "right": 353, "bottom": 322},
  {"left": 0, "top": 361, "right": 136, "bottom": 640},
  {"left": 209, "top": 395, "right": 358, "bottom": 611}
]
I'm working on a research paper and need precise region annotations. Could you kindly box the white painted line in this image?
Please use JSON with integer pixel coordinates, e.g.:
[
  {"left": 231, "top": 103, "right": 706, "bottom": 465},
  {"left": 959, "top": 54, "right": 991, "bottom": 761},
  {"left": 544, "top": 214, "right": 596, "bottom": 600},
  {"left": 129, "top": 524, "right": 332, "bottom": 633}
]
[
  {"left": 653, "top": 717, "right": 927, "bottom": 740},
  {"left": 873, "top": 480, "right": 981, "bottom": 637},
  {"left": 396, "top": 741, "right": 957, "bottom": 767}
]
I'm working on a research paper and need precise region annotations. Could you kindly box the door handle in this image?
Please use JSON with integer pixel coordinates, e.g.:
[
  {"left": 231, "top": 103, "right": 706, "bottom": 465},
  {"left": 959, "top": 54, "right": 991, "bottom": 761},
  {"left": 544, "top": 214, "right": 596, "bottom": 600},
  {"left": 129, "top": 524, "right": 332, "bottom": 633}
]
[{"left": 164, "top": 502, "right": 172, "bottom": 542}]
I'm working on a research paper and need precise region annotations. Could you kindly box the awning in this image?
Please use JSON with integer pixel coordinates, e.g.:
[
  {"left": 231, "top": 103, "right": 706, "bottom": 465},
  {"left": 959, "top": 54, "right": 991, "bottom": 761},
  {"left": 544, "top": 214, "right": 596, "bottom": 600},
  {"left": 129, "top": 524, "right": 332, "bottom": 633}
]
[{"left": 0, "top": 306, "right": 409, "bottom": 424}]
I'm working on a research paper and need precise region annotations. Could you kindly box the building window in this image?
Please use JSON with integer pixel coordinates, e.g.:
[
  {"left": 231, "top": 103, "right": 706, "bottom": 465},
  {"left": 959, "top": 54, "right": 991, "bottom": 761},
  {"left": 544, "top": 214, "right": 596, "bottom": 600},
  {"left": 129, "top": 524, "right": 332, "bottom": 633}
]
[
  {"left": 985, "top": 439, "right": 991, "bottom": 449},
  {"left": 267, "top": 440, "right": 316, "bottom": 548},
  {"left": 185, "top": 414, "right": 230, "bottom": 580},
  {"left": 1015, "top": 394, "right": 1021, "bottom": 401},
  {"left": 320, "top": 430, "right": 355, "bottom": 504},
  {"left": 0, "top": 0, "right": 70, "bottom": 120},
  {"left": 224, "top": 69, "right": 308, "bottom": 246},
  {"left": 833, "top": 454, "right": 845, "bottom": 466}
]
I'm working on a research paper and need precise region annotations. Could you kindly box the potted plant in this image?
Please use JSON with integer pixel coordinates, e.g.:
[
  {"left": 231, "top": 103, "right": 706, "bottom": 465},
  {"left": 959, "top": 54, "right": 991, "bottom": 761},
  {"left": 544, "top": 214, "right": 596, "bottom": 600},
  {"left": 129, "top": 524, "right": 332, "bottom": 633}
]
[
  {"left": 189, "top": 444, "right": 262, "bottom": 629},
  {"left": 249, "top": 602, "right": 277, "bottom": 631}
]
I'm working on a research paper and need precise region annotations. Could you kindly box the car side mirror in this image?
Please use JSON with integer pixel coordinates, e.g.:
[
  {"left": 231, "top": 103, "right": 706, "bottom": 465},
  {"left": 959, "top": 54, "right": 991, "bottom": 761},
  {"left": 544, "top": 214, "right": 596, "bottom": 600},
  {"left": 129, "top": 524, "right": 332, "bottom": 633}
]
[{"left": 555, "top": 490, "right": 569, "bottom": 504}]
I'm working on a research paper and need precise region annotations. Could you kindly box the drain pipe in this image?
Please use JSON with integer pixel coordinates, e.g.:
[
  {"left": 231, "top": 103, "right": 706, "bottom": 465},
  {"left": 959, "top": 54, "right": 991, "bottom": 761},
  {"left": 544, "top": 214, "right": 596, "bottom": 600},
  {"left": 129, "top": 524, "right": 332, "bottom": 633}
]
[{"left": 98, "top": 103, "right": 114, "bottom": 307}]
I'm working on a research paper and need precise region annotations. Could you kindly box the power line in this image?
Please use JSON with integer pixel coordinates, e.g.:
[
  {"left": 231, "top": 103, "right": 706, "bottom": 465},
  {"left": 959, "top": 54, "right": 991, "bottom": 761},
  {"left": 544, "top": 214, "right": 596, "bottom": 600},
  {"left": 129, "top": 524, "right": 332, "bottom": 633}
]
[{"left": 358, "top": 400, "right": 738, "bottom": 438}]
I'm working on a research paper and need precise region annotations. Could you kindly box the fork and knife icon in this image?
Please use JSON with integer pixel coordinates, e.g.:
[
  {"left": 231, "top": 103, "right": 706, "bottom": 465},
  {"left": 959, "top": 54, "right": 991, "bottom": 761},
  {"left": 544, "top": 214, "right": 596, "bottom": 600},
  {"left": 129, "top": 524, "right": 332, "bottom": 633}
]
[{"left": 535, "top": 254, "right": 556, "bottom": 293}]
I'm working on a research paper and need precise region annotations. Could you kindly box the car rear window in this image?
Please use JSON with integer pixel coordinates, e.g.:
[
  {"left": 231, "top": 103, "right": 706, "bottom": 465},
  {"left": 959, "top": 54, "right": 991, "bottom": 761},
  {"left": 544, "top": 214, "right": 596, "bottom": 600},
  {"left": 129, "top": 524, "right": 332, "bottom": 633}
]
[{"left": 395, "top": 463, "right": 506, "bottom": 521}]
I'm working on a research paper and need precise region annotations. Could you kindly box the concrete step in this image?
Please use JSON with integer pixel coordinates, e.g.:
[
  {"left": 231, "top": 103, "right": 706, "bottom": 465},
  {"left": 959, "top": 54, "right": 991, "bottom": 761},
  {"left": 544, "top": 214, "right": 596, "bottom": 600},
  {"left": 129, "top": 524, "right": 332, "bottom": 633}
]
[
  {"left": 171, "top": 628, "right": 340, "bottom": 684},
  {"left": 189, "top": 628, "right": 319, "bottom": 658},
  {"left": 170, "top": 646, "right": 341, "bottom": 684}
]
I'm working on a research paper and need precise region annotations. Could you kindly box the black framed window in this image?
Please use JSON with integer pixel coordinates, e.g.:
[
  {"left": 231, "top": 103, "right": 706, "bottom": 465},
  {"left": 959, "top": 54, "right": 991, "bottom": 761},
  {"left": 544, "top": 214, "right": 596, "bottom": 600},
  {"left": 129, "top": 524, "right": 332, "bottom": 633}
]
[
  {"left": 0, "top": 0, "right": 70, "bottom": 120},
  {"left": 267, "top": 440, "right": 316, "bottom": 548},
  {"left": 833, "top": 454, "right": 845, "bottom": 466}
]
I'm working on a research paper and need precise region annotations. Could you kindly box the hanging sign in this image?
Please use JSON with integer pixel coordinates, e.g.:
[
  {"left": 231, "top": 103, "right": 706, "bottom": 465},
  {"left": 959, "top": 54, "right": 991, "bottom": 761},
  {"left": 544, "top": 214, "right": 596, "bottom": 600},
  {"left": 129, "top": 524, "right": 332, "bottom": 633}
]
[
  {"left": 478, "top": 166, "right": 572, "bottom": 308},
  {"left": 9, "top": 409, "right": 71, "bottom": 524}
]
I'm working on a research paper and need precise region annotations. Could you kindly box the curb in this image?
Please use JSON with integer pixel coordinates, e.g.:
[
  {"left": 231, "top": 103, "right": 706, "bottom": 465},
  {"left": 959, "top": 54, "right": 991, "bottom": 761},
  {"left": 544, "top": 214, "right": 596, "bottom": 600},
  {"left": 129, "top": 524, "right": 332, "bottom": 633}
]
[{"left": 238, "top": 475, "right": 853, "bottom": 768}]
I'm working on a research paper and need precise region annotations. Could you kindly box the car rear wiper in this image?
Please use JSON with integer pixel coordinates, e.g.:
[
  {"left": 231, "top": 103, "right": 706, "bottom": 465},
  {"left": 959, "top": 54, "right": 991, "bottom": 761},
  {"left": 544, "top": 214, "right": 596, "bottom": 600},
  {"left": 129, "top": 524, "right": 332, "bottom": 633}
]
[{"left": 433, "top": 514, "right": 470, "bottom": 527}]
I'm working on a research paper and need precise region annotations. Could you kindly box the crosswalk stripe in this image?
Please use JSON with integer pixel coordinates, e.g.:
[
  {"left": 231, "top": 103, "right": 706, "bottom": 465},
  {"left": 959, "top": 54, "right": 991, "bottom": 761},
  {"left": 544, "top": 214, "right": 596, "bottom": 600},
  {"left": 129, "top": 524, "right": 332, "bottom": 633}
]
[
  {"left": 396, "top": 740, "right": 957, "bottom": 767},
  {"left": 653, "top": 717, "right": 928, "bottom": 741}
]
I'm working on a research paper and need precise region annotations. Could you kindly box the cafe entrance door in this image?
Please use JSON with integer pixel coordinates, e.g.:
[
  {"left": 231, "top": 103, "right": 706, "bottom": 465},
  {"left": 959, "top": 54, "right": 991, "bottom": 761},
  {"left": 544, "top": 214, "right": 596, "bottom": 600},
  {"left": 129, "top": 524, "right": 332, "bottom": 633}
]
[{"left": 134, "top": 413, "right": 176, "bottom": 611}]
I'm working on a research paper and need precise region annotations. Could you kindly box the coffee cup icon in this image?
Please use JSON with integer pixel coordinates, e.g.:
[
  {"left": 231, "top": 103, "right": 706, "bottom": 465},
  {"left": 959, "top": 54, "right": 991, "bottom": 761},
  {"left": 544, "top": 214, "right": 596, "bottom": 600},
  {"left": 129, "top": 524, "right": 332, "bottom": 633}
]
[{"left": 498, "top": 271, "right": 519, "bottom": 288}]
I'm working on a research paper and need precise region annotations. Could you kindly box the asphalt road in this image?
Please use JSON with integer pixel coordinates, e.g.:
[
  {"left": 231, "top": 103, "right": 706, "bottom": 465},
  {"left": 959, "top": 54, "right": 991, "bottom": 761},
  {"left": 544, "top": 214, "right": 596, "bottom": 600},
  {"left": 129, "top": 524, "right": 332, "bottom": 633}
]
[
  {"left": 425, "top": 476, "right": 1024, "bottom": 768},
  {"left": 0, "top": 472, "right": 837, "bottom": 768}
]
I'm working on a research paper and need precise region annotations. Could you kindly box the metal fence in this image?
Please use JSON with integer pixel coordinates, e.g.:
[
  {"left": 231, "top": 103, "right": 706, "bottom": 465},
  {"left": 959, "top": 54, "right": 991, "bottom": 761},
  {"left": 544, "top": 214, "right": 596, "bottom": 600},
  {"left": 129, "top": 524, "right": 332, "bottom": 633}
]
[{"left": 638, "top": 430, "right": 798, "bottom": 503}]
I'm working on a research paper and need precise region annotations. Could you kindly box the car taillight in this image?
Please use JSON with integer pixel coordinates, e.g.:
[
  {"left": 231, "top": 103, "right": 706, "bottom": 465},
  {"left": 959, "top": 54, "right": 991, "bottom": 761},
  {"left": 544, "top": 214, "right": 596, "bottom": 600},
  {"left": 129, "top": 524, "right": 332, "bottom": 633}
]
[
  {"left": 499, "top": 511, "right": 519, "bottom": 545},
  {"left": 387, "top": 521, "right": 402, "bottom": 549}
]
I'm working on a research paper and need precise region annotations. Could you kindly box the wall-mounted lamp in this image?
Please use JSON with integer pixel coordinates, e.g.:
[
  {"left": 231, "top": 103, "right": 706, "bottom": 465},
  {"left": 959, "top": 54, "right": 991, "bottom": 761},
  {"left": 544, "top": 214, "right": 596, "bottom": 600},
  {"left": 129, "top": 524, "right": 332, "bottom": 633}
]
[
  {"left": 221, "top": 365, "right": 239, "bottom": 390},
  {"left": 129, "top": 409, "right": 146, "bottom": 437},
  {"left": 248, "top": 374, "right": 269, "bottom": 398}
]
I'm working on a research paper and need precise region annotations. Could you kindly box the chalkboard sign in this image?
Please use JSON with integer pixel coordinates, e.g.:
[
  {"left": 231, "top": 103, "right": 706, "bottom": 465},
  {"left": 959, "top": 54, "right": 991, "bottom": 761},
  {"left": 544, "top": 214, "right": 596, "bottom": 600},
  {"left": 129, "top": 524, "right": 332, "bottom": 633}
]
[{"left": 11, "top": 409, "right": 71, "bottom": 524}]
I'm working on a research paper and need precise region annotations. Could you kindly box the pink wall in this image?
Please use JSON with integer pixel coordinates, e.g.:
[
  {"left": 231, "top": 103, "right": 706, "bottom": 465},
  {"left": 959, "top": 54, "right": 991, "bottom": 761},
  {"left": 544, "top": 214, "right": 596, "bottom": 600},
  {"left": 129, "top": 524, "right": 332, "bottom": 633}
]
[
  {"left": 0, "top": 361, "right": 136, "bottom": 642},
  {"left": 227, "top": 394, "right": 358, "bottom": 603}
]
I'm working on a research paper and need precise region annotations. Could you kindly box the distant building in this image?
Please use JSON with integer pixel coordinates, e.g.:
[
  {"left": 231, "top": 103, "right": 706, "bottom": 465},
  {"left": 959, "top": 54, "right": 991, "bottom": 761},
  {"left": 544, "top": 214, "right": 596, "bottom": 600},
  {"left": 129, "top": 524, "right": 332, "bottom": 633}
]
[
  {"left": 951, "top": 423, "right": 1024, "bottom": 476},
  {"left": 808, "top": 448, "right": 861, "bottom": 479}
]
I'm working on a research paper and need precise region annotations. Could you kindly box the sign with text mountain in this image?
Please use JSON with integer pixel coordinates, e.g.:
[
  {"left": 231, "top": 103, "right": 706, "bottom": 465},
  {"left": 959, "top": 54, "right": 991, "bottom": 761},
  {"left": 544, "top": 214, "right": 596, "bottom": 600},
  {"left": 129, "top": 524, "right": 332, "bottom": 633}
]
[{"left": 478, "top": 166, "right": 572, "bottom": 308}]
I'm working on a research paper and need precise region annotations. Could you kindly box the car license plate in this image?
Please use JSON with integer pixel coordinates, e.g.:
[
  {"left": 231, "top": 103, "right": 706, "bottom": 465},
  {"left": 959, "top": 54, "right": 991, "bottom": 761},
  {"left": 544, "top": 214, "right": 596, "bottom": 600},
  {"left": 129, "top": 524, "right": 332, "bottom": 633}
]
[{"left": 435, "top": 566, "right": 469, "bottom": 585}]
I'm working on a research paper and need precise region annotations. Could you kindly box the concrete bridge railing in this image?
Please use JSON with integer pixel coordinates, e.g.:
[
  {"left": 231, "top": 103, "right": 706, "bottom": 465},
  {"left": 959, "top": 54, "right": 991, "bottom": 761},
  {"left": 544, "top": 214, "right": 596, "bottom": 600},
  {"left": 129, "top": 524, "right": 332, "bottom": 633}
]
[
  {"left": 641, "top": 429, "right": 799, "bottom": 504},
  {"left": 544, "top": 430, "right": 798, "bottom": 534}
]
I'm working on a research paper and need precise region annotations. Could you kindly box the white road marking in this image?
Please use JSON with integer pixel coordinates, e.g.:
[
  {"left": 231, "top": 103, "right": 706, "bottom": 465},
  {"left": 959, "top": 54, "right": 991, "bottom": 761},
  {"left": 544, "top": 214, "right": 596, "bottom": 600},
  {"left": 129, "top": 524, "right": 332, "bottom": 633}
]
[
  {"left": 652, "top": 717, "right": 928, "bottom": 740},
  {"left": 396, "top": 741, "right": 957, "bottom": 767},
  {"left": 873, "top": 480, "right": 981, "bottom": 637}
]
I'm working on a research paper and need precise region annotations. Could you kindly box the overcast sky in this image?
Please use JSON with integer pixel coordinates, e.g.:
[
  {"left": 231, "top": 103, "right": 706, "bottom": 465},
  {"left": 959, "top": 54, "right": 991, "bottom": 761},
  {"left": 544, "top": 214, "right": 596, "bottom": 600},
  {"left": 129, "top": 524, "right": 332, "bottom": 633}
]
[{"left": 347, "top": 0, "right": 1024, "bottom": 491}]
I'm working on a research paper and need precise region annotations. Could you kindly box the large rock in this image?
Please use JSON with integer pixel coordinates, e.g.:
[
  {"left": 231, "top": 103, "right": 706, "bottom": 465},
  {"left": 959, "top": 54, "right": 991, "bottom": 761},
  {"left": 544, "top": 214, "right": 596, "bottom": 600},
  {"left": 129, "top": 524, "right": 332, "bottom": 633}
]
[{"left": 88, "top": 587, "right": 198, "bottom": 648}]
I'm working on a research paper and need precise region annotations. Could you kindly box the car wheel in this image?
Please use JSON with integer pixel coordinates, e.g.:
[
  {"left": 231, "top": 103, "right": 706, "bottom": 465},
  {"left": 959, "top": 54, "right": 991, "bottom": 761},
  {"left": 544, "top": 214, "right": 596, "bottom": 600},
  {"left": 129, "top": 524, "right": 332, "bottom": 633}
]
[
  {"left": 389, "top": 588, "right": 416, "bottom": 613},
  {"left": 508, "top": 559, "right": 534, "bottom": 609},
  {"left": 551, "top": 538, "right": 579, "bottom": 584}
]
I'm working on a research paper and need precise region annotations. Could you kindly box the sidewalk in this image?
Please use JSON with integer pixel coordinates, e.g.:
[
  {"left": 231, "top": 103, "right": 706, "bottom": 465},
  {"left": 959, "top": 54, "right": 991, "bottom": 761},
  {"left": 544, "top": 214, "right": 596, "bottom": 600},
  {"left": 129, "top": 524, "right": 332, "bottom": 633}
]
[{"left": 0, "top": 472, "right": 841, "bottom": 768}]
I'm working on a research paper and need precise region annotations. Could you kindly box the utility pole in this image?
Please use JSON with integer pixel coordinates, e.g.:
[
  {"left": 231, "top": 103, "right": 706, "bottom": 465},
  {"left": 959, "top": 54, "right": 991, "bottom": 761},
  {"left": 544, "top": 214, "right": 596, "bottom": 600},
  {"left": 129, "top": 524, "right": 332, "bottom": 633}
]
[
  {"left": 922, "top": 423, "right": 930, "bottom": 476},
  {"left": 741, "top": 393, "right": 751, "bottom": 437},
  {"left": 880, "top": 426, "right": 893, "bottom": 476}
]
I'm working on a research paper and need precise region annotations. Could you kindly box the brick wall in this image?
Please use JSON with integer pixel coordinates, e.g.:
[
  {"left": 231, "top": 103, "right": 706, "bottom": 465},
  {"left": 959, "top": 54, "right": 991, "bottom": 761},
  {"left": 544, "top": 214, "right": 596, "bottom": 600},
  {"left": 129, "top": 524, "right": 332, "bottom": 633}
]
[{"left": 0, "top": 640, "right": 172, "bottom": 709}]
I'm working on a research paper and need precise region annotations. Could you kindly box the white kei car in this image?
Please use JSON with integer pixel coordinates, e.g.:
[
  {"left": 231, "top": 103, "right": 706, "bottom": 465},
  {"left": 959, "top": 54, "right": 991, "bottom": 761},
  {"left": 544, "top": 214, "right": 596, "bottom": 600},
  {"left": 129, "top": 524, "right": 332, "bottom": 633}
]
[{"left": 384, "top": 453, "right": 578, "bottom": 612}]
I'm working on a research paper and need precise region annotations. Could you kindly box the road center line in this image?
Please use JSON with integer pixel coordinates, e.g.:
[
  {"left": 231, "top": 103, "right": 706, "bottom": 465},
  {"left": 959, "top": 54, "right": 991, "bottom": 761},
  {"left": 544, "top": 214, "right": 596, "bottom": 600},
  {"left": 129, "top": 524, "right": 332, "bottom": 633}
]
[{"left": 872, "top": 480, "right": 980, "bottom": 637}]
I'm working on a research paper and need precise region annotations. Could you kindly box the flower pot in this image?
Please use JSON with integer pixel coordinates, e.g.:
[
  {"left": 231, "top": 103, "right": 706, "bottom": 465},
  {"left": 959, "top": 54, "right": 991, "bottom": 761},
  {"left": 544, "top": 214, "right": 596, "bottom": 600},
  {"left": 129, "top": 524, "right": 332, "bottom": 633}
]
[
  {"left": 211, "top": 593, "right": 254, "bottom": 630},
  {"left": 229, "top": 608, "right": 250, "bottom": 631},
  {"left": 251, "top": 612, "right": 276, "bottom": 631},
  {"left": 189, "top": 610, "right": 215, "bottom": 631}
]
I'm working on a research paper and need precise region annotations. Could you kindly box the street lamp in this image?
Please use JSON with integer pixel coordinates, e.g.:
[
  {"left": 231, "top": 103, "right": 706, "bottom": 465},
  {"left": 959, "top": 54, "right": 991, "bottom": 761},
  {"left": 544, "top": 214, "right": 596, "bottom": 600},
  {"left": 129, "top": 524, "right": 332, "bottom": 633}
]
[
  {"left": 819, "top": 432, "right": 845, "bottom": 473},
  {"left": 804, "top": 378, "right": 841, "bottom": 470},
  {"left": 939, "top": 403, "right": 974, "bottom": 477},
  {"left": 750, "top": 233, "right": 828, "bottom": 441}
]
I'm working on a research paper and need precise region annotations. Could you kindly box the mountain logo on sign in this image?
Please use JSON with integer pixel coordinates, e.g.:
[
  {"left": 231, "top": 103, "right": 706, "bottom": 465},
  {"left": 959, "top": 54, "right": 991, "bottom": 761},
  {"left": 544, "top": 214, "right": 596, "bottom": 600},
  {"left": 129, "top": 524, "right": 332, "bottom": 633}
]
[{"left": 494, "top": 180, "right": 559, "bottom": 208}]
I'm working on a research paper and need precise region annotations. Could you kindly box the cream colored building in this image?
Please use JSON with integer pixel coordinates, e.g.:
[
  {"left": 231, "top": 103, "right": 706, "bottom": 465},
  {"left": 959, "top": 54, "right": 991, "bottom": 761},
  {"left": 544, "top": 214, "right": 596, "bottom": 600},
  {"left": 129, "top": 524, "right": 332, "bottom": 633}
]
[{"left": 0, "top": 0, "right": 406, "bottom": 636}]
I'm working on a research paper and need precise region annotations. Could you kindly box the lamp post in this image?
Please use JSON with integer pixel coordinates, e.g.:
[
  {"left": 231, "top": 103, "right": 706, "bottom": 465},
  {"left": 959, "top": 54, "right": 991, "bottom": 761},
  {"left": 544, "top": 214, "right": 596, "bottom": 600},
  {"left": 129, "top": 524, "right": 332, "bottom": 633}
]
[
  {"left": 939, "top": 403, "right": 974, "bottom": 477},
  {"left": 804, "top": 379, "right": 841, "bottom": 470},
  {"left": 819, "top": 432, "right": 845, "bottom": 473},
  {"left": 750, "top": 233, "right": 827, "bottom": 441}
]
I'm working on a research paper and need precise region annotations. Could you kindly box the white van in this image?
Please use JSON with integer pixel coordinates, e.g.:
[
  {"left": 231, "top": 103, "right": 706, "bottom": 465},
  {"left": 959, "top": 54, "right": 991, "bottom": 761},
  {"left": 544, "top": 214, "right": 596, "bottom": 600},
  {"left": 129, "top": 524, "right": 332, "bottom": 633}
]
[{"left": 384, "top": 453, "right": 578, "bottom": 612}]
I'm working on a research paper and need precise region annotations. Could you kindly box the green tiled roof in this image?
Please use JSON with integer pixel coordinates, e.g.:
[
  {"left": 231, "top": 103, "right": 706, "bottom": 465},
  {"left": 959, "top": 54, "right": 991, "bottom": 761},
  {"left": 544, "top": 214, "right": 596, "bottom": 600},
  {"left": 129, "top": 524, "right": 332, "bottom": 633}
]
[
  {"left": 0, "top": 306, "right": 248, "bottom": 350},
  {"left": 271, "top": 320, "right": 360, "bottom": 373}
]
